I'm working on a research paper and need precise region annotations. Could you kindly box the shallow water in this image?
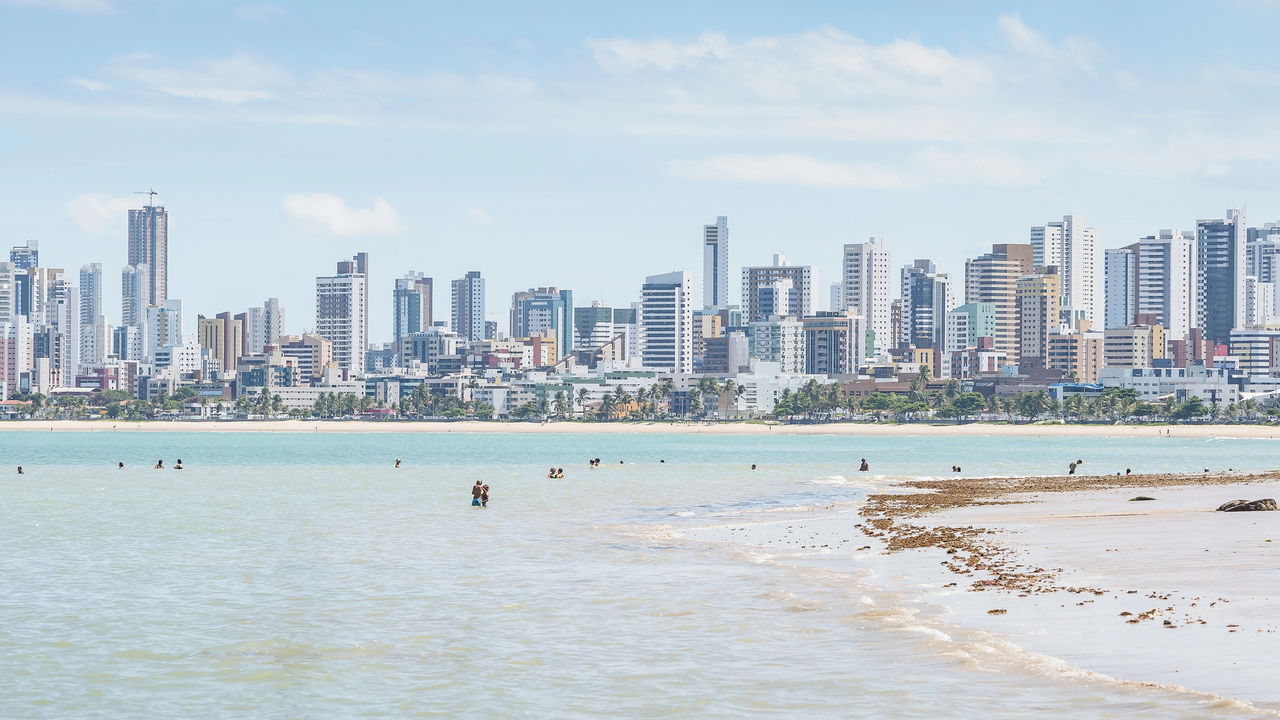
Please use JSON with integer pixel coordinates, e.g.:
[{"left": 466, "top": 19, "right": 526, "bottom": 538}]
[{"left": 0, "top": 431, "right": 1276, "bottom": 718}]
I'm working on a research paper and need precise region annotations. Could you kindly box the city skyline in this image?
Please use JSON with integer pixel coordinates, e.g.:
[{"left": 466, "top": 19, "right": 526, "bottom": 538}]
[{"left": 6, "top": 2, "right": 1280, "bottom": 342}]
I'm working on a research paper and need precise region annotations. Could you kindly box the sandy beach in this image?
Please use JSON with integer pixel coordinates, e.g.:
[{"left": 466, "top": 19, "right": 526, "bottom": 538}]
[{"left": 5, "top": 418, "right": 1280, "bottom": 438}]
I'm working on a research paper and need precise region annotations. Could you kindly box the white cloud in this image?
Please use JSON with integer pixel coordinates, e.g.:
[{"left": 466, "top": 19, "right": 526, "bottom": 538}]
[
  {"left": 998, "top": 13, "right": 1100, "bottom": 75},
  {"left": 467, "top": 207, "right": 498, "bottom": 227},
  {"left": 66, "top": 193, "right": 134, "bottom": 236},
  {"left": 71, "top": 77, "right": 108, "bottom": 92},
  {"left": 589, "top": 32, "right": 732, "bottom": 72},
  {"left": 283, "top": 193, "right": 400, "bottom": 236},
  {"left": 108, "top": 52, "right": 292, "bottom": 105},
  {"left": 0, "top": 0, "right": 113, "bottom": 12}
]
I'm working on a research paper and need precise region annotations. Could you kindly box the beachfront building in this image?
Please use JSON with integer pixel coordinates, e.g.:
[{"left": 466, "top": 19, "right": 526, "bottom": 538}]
[
  {"left": 1104, "top": 246, "right": 1137, "bottom": 329},
  {"left": 510, "top": 287, "right": 572, "bottom": 361},
  {"left": 128, "top": 201, "right": 168, "bottom": 306},
  {"left": 1098, "top": 363, "right": 1238, "bottom": 405},
  {"left": 964, "top": 244, "right": 1033, "bottom": 364},
  {"left": 747, "top": 316, "right": 805, "bottom": 374},
  {"left": 197, "top": 311, "right": 245, "bottom": 375},
  {"left": 315, "top": 253, "right": 369, "bottom": 374},
  {"left": 803, "top": 310, "right": 864, "bottom": 377},
  {"left": 1031, "top": 214, "right": 1099, "bottom": 328},
  {"left": 1016, "top": 269, "right": 1062, "bottom": 368},
  {"left": 1196, "top": 209, "right": 1247, "bottom": 346},
  {"left": 451, "top": 271, "right": 485, "bottom": 342},
  {"left": 1103, "top": 324, "right": 1166, "bottom": 369},
  {"left": 703, "top": 216, "right": 729, "bottom": 308},
  {"left": 639, "top": 270, "right": 693, "bottom": 374},
  {"left": 842, "top": 237, "right": 892, "bottom": 354},
  {"left": 899, "top": 259, "right": 952, "bottom": 350},
  {"left": 392, "top": 273, "right": 433, "bottom": 357},
  {"left": 741, "top": 254, "right": 815, "bottom": 322},
  {"left": 1046, "top": 328, "right": 1105, "bottom": 383},
  {"left": 1227, "top": 328, "right": 1280, "bottom": 376}
]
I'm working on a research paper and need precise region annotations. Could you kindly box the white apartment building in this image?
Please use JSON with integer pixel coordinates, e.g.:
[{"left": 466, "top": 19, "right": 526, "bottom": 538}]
[
  {"left": 1031, "top": 215, "right": 1100, "bottom": 328},
  {"left": 747, "top": 317, "right": 805, "bottom": 374},
  {"left": 1137, "top": 230, "right": 1196, "bottom": 341},
  {"left": 1104, "top": 246, "right": 1136, "bottom": 329},
  {"left": 741, "top": 254, "right": 816, "bottom": 321},
  {"left": 316, "top": 261, "right": 368, "bottom": 374},
  {"left": 640, "top": 270, "right": 693, "bottom": 374},
  {"left": 842, "top": 237, "right": 891, "bottom": 355},
  {"left": 1099, "top": 365, "right": 1238, "bottom": 405}
]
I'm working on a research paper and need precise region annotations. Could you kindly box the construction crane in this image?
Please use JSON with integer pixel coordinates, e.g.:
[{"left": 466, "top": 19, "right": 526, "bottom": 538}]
[{"left": 134, "top": 188, "right": 159, "bottom": 206}]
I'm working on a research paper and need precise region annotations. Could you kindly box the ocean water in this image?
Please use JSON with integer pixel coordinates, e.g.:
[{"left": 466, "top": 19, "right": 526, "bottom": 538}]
[{"left": 0, "top": 430, "right": 1276, "bottom": 719}]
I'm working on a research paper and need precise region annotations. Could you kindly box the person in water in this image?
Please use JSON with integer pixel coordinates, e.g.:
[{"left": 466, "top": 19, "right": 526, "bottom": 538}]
[
  {"left": 118, "top": 462, "right": 124, "bottom": 469},
  {"left": 859, "top": 458, "right": 869, "bottom": 472},
  {"left": 1068, "top": 461, "right": 1077, "bottom": 475},
  {"left": 556, "top": 468, "right": 564, "bottom": 478},
  {"left": 16, "top": 466, "right": 23, "bottom": 474},
  {"left": 155, "top": 460, "right": 164, "bottom": 469},
  {"left": 472, "top": 480, "right": 484, "bottom": 507},
  {"left": 751, "top": 464, "right": 757, "bottom": 470},
  {"left": 481, "top": 484, "right": 490, "bottom": 507},
  {"left": 395, "top": 459, "right": 401, "bottom": 469},
  {"left": 174, "top": 459, "right": 184, "bottom": 470}
]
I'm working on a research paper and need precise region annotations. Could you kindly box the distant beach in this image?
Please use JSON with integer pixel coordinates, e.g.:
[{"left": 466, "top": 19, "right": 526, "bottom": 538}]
[{"left": 4, "top": 419, "right": 1280, "bottom": 438}]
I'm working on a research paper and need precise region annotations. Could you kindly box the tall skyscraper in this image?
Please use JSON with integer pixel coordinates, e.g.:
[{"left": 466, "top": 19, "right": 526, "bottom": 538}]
[
  {"left": 510, "top": 287, "right": 573, "bottom": 359},
  {"left": 10, "top": 242, "right": 37, "bottom": 270},
  {"left": 1031, "top": 215, "right": 1099, "bottom": 328},
  {"left": 1103, "top": 246, "right": 1137, "bottom": 329},
  {"left": 703, "top": 216, "right": 729, "bottom": 308},
  {"left": 393, "top": 273, "right": 433, "bottom": 355},
  {"left": 78, "top": 263, "right": 102, "bottom": 326},
  {"left": 1016, "top": 269, "right": 1062, "bottom": 366},
  {"left": 900, "top": 259, "right": 953, "bottom": 349},
  {"left": 315, "top": 253, "right": 369, "bottom": 373},
  {"left": 121, "top": 264, "right": 151, "bottom": 328},
  {"left": 128, "top": 201, "right": 168, "bottom": 306},
  {"left": 0, "top": 262, "right": 17, "bottom": 320},
  {"left": 964, "top": 243, "right": 1033, "bottom": 363},
  {"left": 640, "top": 270, "right": 693, "bottom": 373},
  {"left": 842, "top": 237, "right": 892, "bottom": 355},
  {"left": 741, "top": 254, "right": 816, "bottom": 322},
  {"left": 574, "top": 302, "right": 618, "bottom": 350},
  {"left": 1196, "top": 209, "right": 1246, "bottom": 346},
  {"left": 1137, "top": 230, "right": 1196, "bottom": 342},
  {"left": 243, "top": 297, "right": 285, "bottom": 355},
  {"left": 451, "top": 271, "right": 485, "bottom": 342}
]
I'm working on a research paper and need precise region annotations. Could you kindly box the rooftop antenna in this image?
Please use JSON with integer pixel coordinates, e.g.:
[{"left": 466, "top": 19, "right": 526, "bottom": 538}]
[{"left": 134, "top": 188, "right": 159, "bottom": 206}]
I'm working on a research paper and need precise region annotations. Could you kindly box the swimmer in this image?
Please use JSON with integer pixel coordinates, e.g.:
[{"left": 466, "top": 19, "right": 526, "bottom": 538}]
[
  {"left": 751, "top": 464, "right": 757, "bottom": 470},
  {"left": 174, "top": 459, "right": 184, "bottom": 470},
  {"left": 118, "top": 462, "right": 124, "bottom": 469},
  {"left": 155, "top": 460, "right": 164, "bottom": 470},
  {"left": 16, "top": 466, "right": 23, "bottom": 474},
  {"left": 395, "top": 459, "right": 401, "bottom": 469},
  {"left": 859, "top": 458, "right": 869, "bottom": 472}
]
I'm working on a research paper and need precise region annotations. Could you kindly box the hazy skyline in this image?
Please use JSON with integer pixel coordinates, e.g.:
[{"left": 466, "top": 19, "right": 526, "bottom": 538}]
[{"left": 3, "top": 0, "right": 1280, "bottom": 342}]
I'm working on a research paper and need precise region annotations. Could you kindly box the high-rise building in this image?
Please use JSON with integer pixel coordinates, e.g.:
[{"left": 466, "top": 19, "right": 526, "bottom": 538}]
[
  {"left": 121, "top": 264, "right": 151, "bottom": 328},
  {"left": 1245, "top": 275, "right": 1276, "bottom": 327},
  {"left": 1104, "top": 324, "right": 1166, "bottom": 368},
  {"left": 748, "top": 317, "right": 805, "bottom": 374},
  {"left": 242, "top": 297, "right": 285, "bottom": 355},
  {"left": 315, "top": 253, "right": 368, "bottom": 373},
  {"left": 10, "top": 242, "right": 37, "bottom": 270},
  {"left": 0, "top": 315, "right": 33, "bottom": 392},
  {"left": 198, "top": 311, "right": 245, "bottom": 374},
  {"left": 78, "top": 263, "right": 102, "bottom": 326},
  {"left": 964, "top": 244, "right": 1033, "bottom": 363},
  {"left": 574, "top": 302, "right": 617, "bottom": 351},
  {"left": 640, "top": 270, "right": 693, "bottom": 373},
  {"left": 1136, "top": 230, "right": 1196, "bottom": 342},
  {"left": 1046, "top": 329, "right": 1104, "bottom": 383},
  {"left": 1103, "top": 246, "right": 1137, "bottom": 329},
  {"left": 842, "top": 237, "right": 892, "bottom": 355},
  {"left": 451, "top": 271, "right": 485, "bottom": 342},
  {"left": 392, "top": 273, "right": 433, "bottom": 355},
  {"left": 0, "top": 262, "right": 17, "bottom": 320},
  {"left": 741, "top": 254, "right": 816, "bottom": 322},
  {"left": 803, "top": 310, "right": 864, "bottom": 376},
  {"left": 1016, "top": 270, "right": 1062, "bottom": 366},
  {"left": 899, "top": 259, "right": 952, "bottom": 350},
  {"left": 145, "top": 299, "right": 183, "bottom": 361},
  {"left": 1031, "top": 214, "right": 1099, "bottom": 328},
  {"left": 703, "top": 216, "right": 729, "bottom": 308},
  {"left": 128, "top": 202, "right": 168, "bottom": 306},
  {"left": 1196, "top": 209, "right": 1246, "bottom": 346},
  {"left": 509, "top": 287, "right": 573, "bottom": 360}
]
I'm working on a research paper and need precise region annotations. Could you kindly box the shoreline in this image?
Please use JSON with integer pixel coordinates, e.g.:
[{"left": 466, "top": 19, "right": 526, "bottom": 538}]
[{"left": 4, "top": 419, "right": 1280, "bottom": 438}]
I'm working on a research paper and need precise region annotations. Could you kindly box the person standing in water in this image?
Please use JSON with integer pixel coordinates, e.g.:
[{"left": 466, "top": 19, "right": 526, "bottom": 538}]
[
  {"left": 471, "top": 480, "right": 484, "bottom": 507},
  {"left": 155, "top": 460, "right": 164, "bottom": 469},
  {"left": 395, "top": 459, "right": 401, "bottom": 469},
  {"left": 481, "top": 484, "right": 490, "bottom": 507},
  {"left": 859, "top": 458, "right": 869, "bottom": 472}
]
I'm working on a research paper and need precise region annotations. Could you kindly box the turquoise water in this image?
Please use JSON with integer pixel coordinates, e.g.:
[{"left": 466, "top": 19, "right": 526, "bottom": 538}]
[{"left": 0, "top": 431, "right": 1275, "bottom": 718}]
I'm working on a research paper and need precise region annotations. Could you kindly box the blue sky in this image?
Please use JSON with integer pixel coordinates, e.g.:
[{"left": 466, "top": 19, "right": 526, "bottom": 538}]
[{"left": 3, "top": 0, "right": 1280, "bottom": 342}]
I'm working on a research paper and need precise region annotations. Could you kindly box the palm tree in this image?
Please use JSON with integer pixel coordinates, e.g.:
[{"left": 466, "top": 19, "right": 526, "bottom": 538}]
[
  {"left": 576, "top": 387, "right": 591, "bottom": 416},
  {"left": 553, "top": 390, "right": 569, "bottom": 418}
]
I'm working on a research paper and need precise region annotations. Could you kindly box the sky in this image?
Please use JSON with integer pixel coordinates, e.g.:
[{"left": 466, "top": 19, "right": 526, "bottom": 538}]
[{"left": 4, "top": 0, "right": 1280, "bottom": 342}]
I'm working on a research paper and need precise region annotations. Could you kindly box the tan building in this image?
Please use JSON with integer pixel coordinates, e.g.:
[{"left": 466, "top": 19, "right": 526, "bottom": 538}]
[
  {"left": 1016, "top": 270, "right": 1061, "bottom": 366},
  {"left": 277, "top": 333, "right": 333, "bottom": 382},
  {"left": 964, "top": 244, "right": 1033, "bottom": 364},
  {"left": 197, "top": 311, "right": 245, "bottom": 375},
  {"left": 1046, "top": 330, "right": 1104, "bottom": 382},
  {"left": 1103, "top": 324, "right": 1166, "bottom": 368}
]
